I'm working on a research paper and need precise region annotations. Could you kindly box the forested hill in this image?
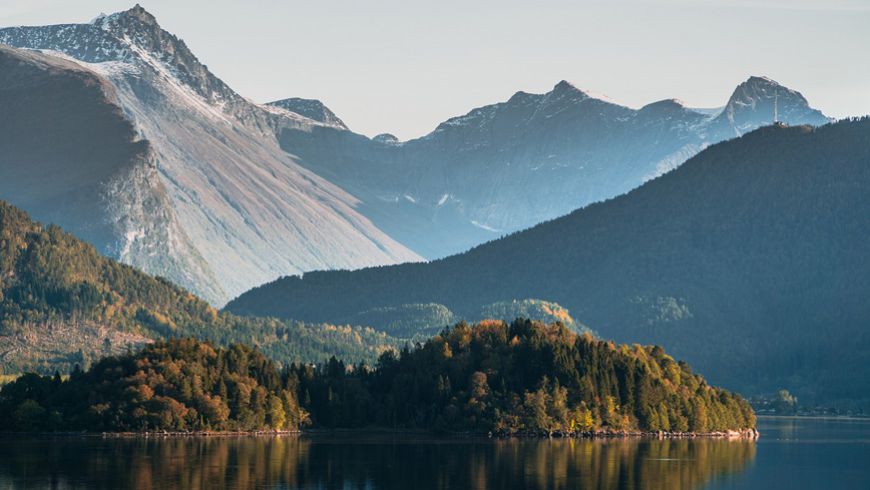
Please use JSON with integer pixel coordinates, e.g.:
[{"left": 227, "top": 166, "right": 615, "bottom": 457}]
[
  {"left": 0, "top": 322, "right": 756, "bottom": 433},
  {"left": 227, "top": 118, "right": 870, "bottom": 407},
  {"left": 0, "top": 201, "right": 399, "bottom": 374},
  {"left": 0, "top": 338, "right": 306, "bottom": 432},
  {"left": 294, "top": 319, "right": 755, "bottom": 434}
]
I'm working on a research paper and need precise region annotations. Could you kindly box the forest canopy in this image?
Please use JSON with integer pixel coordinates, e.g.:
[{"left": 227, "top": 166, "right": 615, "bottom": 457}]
[
  {"left": 0, "top": 320, "right": 755, "bottom": 433},
  {"left": 294, "top": 319, "right": 755, "bottom": 433},
  {"left": 0, "top": 338, "right": 305, "bottom": 432}
]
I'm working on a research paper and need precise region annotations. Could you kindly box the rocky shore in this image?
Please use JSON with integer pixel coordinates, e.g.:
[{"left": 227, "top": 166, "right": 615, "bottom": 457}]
[
  {"left": 489, "top": 428, "right": 760, "bottom": 439},
  {"left": 99, "top": 429, "right": 302, "bottom": 438}
]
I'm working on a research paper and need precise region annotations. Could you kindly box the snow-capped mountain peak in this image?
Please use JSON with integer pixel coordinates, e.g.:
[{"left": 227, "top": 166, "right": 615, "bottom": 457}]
[
  {"left": 0, "top": 5, "right": 240, "bottom": 106},
  {"left": 636, "top": 98, "right": 701, "bottom": 122},
  {"left": 104, "top": 5, "right": 240, "bottom": 105},
  {"left": 551, "top": 79, "right": 587, "bottom": 96},
  {"left": 715, "top": 75, "right": 830, "bottom": 136},
  {"left": 727, "top": 76, "right": 798, "bottom": 108},
  {"left": 645, "top": 97, "right": 686, "bottom": 108},
  {"left": 267, "top": 97, "right": 348, "bottom": 130},
  {"left": 97, "top": 4, "right": 158, "bottom": 28},
  {"left": 743, "top": 75, "right": 784, "bottom": 88},
  {"left": 546, "top": 80, "right": 593, "bottom": 105}
]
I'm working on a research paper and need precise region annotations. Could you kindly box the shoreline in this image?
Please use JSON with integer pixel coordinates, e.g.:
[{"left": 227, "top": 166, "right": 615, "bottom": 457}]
[
  {"left": 0, "top": 427, "right": 759, "bottom": 440},
  {"left": 757, "top": 414, "right": 870, "bottom": 421}
]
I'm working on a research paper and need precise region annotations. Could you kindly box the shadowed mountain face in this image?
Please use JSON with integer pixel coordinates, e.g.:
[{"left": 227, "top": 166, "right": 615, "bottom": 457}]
[
  {"left": 0, "top": 6, "right": 420, "bottom": 305},
  {"left": 227, "top": 119, "right": 870, "bottom": 407},
  {"left": 0, "top": 46, "right": 220, "bottom": 300},
  {"left": 272, "top": 77, "right": 829, "bottom": 258},
  {"left": 0, "top": 47, "right": 143, "bottom": 249}
]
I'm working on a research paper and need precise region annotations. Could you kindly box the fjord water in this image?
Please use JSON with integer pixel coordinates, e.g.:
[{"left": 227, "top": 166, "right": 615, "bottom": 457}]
[{"left": 0, "top": 418, "right": 866, "bottom": 489}]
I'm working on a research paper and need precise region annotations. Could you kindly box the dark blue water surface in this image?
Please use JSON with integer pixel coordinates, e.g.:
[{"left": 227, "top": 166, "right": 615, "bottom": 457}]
[
  {"left": 707, "top": 416, "right": 870, "bottom": 489},
  {"left": 0, "top": 417, "right": 866, "bottom": 489}
]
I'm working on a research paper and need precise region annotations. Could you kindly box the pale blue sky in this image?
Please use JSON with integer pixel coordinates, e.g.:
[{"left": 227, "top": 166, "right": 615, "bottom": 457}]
[{"left": 2, "top": 0, "right": 868, "bottom": 139}]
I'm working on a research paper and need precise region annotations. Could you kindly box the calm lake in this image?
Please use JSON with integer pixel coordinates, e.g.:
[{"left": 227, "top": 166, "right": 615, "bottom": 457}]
[{"left": 0, "top": 417, "right": 867, "bottom": 489}]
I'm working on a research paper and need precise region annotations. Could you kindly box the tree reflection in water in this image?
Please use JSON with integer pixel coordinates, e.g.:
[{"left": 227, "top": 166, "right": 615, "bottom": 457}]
[{"left": 0, "top": 435, "right": 755, "bottom": 489}]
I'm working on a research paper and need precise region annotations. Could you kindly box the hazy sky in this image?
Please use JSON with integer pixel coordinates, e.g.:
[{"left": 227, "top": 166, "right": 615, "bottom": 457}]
[{"left": 2, "top": 0, "right": 868, "bottom": 139}]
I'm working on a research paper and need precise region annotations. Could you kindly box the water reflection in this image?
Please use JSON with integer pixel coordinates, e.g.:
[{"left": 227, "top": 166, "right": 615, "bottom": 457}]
[{"left": 0, "top": 434, "right": 756, "bottom": 489}]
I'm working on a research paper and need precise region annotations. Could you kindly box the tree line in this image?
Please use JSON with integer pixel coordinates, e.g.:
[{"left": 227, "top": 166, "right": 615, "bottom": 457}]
[{"left": 0, "top": 319, "right": 755, "bottom": 433}]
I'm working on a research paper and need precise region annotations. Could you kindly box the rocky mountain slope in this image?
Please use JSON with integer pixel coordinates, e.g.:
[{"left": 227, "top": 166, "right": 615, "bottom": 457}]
[
  {"left": 0, "top": 6, "right": 419, "bottom": 305},
  {"left": 227, "top": 119, "right": 870, "bottom": 408}
]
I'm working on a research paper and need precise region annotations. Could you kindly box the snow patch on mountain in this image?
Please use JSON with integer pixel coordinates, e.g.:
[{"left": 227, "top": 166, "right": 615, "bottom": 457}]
[
  {"left": 471, "top": 220, "right": 501, "bottom": 233},
  {"left": 373, "top": 133, "right": 401, "bottom": 145}
]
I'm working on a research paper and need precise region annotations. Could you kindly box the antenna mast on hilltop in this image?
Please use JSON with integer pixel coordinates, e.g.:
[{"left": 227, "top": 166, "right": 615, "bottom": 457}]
[{"left": 773, "top": 89, "right": 779, "bottom": 123}]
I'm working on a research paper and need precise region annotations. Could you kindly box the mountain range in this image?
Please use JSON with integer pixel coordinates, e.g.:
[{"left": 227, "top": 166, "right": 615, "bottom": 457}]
[
  {"left": 276, "top": 76, "right": 829, "bottom": 258},
  {"left": 0, "top": 5, "right": 830, "bottom": 304},
  {"left": 227, "top": 118, "right": 870, "bottom": 408}
]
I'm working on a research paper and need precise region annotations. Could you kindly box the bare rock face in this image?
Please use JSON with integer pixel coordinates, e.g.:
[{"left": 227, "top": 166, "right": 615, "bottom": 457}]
[{"left": 0, "top": 7, "right": 420, "bottom": 305}]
